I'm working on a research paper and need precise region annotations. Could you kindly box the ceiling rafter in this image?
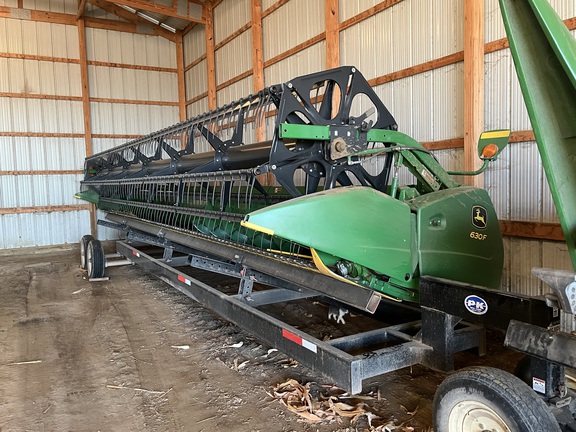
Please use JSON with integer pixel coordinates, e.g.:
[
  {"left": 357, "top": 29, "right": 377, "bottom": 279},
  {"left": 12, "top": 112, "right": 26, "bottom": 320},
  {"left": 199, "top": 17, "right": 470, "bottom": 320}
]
[
  {"left": 87, "top": 0, "right": 176, "bottom": 40},
  {"left": 107, "top": 0, "right": 204, "bottom": 24},
  {"left": 77, "top": 0, "right": 87, "bottom": 19}
]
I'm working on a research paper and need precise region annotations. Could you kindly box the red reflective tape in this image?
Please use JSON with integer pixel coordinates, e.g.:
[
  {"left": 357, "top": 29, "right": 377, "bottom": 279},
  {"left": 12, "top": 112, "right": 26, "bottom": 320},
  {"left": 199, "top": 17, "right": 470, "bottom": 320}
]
[
  {"left": 282, "top": 329, "right": 302, "bottom": 345},
  {"left": 132, "top": 250, "right": 140, "bottom": 257},
  {"left": 177, "top": 274, "right": 191, "bottom": 286}
]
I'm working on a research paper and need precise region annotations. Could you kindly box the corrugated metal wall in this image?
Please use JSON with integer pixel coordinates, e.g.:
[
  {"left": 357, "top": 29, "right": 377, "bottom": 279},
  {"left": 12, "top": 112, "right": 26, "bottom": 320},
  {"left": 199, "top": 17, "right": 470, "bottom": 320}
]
[
  {"left": 0, "top": 17, "right": 90, "bottom": 247},
  {"left": 0, "top": 8, "right": 179, "bottom": 248}
]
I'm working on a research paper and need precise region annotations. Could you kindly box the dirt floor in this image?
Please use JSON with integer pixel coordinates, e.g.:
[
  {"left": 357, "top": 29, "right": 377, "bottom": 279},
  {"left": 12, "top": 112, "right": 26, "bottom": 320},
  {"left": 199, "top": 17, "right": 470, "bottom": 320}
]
[{"left": 0, "top": 246, "right": 524, "bottom": 432}]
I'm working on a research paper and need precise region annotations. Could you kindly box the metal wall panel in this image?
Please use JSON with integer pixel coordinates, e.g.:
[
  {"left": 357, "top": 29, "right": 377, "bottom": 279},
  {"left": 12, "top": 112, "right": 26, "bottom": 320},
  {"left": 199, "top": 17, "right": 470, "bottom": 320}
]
[
  {"left": 214, "top": 0, "right": 250, "bottom": 45},
  {"left": 90, "top": 102, "right": 179, "bottom": 135},
  {"left": 92, "top": 138, "right": 128, "bottom": 156},
  {"left": 22, "top": 0, "right": 77, "bottom": 14},
  {"left": 262, "top": 0, "right": 323, "bottom": 61},
  {"left": 216, "top": 75, "right": 252, "bottom": 106},
  {"left": 215, "top": 28, "right": 252, "bottom": 84},
  {"left": 88, "top": 66, "right": 178, "bottom": 102},
  {"left": 0, "top": 137, "right": 85, "bottom": 170},
  {"left": 186, "top": 98, "right": 208, "bottom": 119},
  {"left": 338, "top": 0, "right": 379, "bottom": 22},
  {"left": 0, "top": 98, "right": 84, "bottom": 133},
  {"left": 0, "top": 58, "right": 81, "bottom": 96},
  {"left": 185, "top": 60, "right": 207, "bottom": 100},
  {"left": 85, "top": 28, "right": 176, "bottom": 68},
  {"left": 0, "top": 211, "right": 91, "bottom": 249},
  {"left": 264, "top": 41, "right": 326, "bottom": 85},
  {"left": 183, "top": 25, "right": 206, "bottom": 65},
  {"left": 0, "top": 18, "right": 80, "bottom": 58},
  {"left": 0, "top": 0, "right": 18, "bottom": 7},
  {"left": 0, "top": 174, "right": 82, "bottom": 207}
]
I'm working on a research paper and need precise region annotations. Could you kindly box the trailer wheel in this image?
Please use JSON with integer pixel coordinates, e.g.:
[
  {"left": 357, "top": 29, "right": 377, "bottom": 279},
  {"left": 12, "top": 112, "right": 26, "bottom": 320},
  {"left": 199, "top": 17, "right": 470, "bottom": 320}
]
[
  {"left": 86, "top": 239, "right": 105, "bottom": 279},
  {"left": 80, "top": 234, "right": 94, "bottom": 270},
  {"left": 433, "top": 366, "right": 560, "bottom": 432}
]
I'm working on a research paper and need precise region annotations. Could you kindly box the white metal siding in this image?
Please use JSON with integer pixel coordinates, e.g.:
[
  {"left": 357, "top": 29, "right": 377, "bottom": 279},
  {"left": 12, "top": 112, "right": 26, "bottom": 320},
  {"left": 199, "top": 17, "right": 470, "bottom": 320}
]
[
  {"left": 0, "top": 137, "right": 85, "bottom": 171},
  {"left": 90, "top": 102, "right": 178, "bottom": 136},
  {"left": 86, "top": 28, "right": 176, "bottom": 68},
  {"left": 215, "top": 28, "right": 252, "bottom": 84},
  {"left": 214, "top": 0, "right": 251, "bottom": 45},
  {"left": 264, "top": 41, "right": 326, "bottom": 85},
  {"left": 262, "top": 0, "right": 324, "bottom": 61},
  {"left": 216, "top": 75, "right": 252, "bottom": 106},
  {"left": 0, "top": 211, "right": 91, "bottom": 248},
  {"left": 185, "top": 60, "right": 207, "bottom": 100},
  {"left": 183, "top": 25, "right": 206, "bottom": 65}
]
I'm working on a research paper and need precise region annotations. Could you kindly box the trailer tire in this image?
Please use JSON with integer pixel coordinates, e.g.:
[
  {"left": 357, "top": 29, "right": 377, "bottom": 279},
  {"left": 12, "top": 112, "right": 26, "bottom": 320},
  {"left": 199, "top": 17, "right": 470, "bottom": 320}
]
[
  {"left": 86, "top": 239, "right": 105, "bottom": 279},
  {"left": 433, "top": 366, "right": 559, "bottom": 432},
  {"left": 80, "top": 234, "right": 94, "bottom": 270}
]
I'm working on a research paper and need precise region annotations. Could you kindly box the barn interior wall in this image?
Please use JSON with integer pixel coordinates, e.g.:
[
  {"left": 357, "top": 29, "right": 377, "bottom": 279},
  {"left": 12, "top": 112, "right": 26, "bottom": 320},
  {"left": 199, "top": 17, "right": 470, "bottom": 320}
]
[{"left": 0, "top": 5, "right": 179, "bottom": 247}]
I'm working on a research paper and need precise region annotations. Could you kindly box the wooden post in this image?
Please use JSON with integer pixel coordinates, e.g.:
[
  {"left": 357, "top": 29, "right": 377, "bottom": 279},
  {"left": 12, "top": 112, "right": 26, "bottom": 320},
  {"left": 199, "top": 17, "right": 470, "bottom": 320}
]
[
  {"left": 204, "top": 1, "right": 217, "bottom": 110},
  {"left": 251, "top": 0, "right": 265, "bottom": 141},
  {"left": 463, "top": 0, "right": 484, "bottom": 187},
  {"left": 324, "top": 0, "right": 339, "bottom": 69},
  {"left": 77, "top": 17, "right": 97, "bottom": 237},
  {"left": 175, "top": 31, "right": 187, "bottom": 124}
]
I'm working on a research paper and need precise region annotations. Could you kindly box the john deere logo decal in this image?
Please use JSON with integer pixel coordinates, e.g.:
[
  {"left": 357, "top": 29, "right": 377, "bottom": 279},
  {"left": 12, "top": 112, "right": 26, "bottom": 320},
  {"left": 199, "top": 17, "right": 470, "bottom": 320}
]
[{"left": 472, "top": 206, "right": 487, "bottom": 229}]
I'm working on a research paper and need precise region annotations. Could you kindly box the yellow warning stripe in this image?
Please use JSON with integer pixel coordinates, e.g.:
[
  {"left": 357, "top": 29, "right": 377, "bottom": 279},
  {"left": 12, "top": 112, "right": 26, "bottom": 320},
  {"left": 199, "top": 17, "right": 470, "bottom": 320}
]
[
  {"left": 481, "top": 130, "right": 510, "bottom": 139},
  {"left": 240, "top": 220, "right": 275, "bottom": 236}
]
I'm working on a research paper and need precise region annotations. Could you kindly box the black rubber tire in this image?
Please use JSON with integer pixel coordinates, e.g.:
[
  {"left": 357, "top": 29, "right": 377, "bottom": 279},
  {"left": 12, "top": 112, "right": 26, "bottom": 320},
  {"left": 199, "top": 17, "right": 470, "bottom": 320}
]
[
  {"left": 433, "top": 366, "right": 560, "bottom": 432},
  {"left": 80, "top": 234, "right": 94, "bottom": 270},
  {"left": 86, "top": 239, "right": 105, "bottom": 279}
]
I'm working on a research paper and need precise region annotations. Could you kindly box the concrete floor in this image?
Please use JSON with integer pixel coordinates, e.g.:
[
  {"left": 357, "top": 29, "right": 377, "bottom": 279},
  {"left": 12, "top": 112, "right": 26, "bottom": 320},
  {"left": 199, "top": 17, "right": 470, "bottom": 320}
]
[{"left": 0, "top": 245, "right": 524, "bottom": 431}]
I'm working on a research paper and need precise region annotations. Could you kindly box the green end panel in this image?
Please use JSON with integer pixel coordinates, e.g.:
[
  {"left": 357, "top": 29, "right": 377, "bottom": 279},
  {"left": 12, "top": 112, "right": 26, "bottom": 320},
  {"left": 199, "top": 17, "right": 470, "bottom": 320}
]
[
  {"left": 499, "top": 0, "right": 576, "bottom": 271},
  {"left": 74, "top": 190, "right": 99, "bottom": 205},
  {"left": 244, "top": 186, "right": 415, "bottom": 282},
  {"left": 478, "top": 130, "right": 510, "bottom": 160},
  {"left": 413, "top": 186, "right": 503, "bottom": 289},
  {"left": 279, "top": 123, "right": 330, "bottom": 140}
]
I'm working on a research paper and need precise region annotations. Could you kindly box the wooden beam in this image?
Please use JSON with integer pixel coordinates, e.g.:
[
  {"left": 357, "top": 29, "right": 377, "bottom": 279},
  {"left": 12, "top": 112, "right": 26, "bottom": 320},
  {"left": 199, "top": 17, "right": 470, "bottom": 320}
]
[
  {"left": 77, "top": 17, "right": 97, "bottom": 237},
  {"left": 0, "top": 92, "right": 82, "bottom": 102},
  {"left": 339, "top": 0, "right": 404, "bottom": 32},
  {"left": 262, "top": 0, "right": 289, "bottom": 19},
  {"left": 500, "top": 220, "right": 565, "bottom": 241},
  {"left": 91, "top": 97, "right": 179, "bottom": 106},
  {"left": 88, "top": 60, "right": 176, "bottom": 73},
  {"left": 184, "top": 54, "right": 207, "bottom": 72},
  {"left": 87, "top": 0, "right": 175, "bottom": 40},
  {"left": 185, "top": 91, "right": 208, "bottom": 106},
  {"left": 0, "top": 170, "right": 83, "bottom": 176},
  {"left": 251, "top": 0, "right": 265, "bottom": 142},
  {"left": 77, "top": 0, "right": 87, "bottom": 20},
  {"left": 175, "top": 31, "right": 187, "bottom": 123},
  {"left": 84, "top": 16, "right": 172, "bottom": 39},
  {"left": 324, "top": 0, "right": 339, "bottom": 70},
  {"left": 216, "top": 70, "right": 252, "bottom": 91},
  {"left": 0, "top": 6, "right": 76, "bottom": 24},
  {"left": 463, "top": 0, "right": 484, "bottom": 187},
  {"left": 263, "top": 33, "right": 325, "bottom": 68},
  {"left": 204, "top": 2, "right": 217, "bottom": 110},
  {"left": 369, "top": 51, "right": 464, "bottom": 86},
  {"left": 0, "top": 204, "right": 91, "bottom": 215},
  {"left": 215, "top": 21, "right": 251, "bottom": 51},
  {"left": 106, "top": 0, "right": 204, "bottom": 24}
]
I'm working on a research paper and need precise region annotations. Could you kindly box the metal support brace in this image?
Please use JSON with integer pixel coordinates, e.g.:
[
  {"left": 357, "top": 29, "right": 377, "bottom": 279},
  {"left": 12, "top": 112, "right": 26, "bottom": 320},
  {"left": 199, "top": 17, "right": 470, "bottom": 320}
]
[
  {"left": 420, "top": 307, "right": 464, "bottom": 372},
  {"left": 238, "top": 266, "right": 254, "bottom": 299}
]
